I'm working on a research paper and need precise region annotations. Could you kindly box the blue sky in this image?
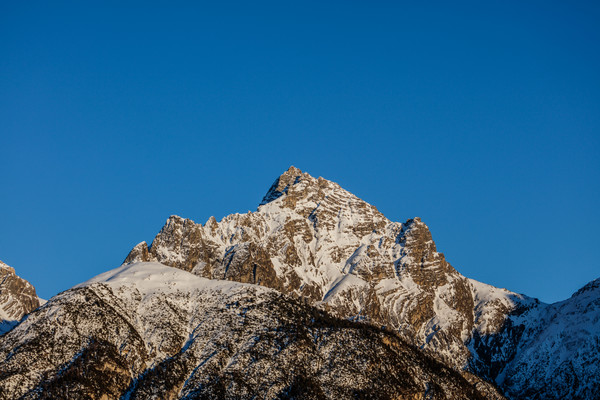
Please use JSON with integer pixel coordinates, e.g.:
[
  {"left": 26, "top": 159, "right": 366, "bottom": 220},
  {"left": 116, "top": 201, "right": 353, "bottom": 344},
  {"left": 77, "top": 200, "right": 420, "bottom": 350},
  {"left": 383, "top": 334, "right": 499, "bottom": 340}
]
[{"left": 1, "top": 1, "right": 598, "bottom": 302}]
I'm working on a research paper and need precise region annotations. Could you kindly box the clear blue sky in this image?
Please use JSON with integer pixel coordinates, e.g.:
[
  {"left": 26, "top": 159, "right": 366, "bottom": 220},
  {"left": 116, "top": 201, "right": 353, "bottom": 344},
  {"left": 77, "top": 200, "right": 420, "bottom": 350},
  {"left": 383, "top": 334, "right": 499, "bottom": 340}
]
[{"left": 1, "top": 1, "right": 598, "bottom": 302}]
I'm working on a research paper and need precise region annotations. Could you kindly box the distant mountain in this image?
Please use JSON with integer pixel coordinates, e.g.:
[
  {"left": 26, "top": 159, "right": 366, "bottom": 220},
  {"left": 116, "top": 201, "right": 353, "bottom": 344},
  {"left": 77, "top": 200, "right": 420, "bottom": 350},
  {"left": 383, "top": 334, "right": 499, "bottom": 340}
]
[
  {"left": 494, "top": 278, "right": 600, "bottom": 399},
  {"left": 0, "top": 260, "right": 41, "bottom": 334},
  {"left": 123, "top": 166, "right": 599, "bottom": 399},
  {"left": 0, "top": 262, "right": 503, "bottom": 399}
]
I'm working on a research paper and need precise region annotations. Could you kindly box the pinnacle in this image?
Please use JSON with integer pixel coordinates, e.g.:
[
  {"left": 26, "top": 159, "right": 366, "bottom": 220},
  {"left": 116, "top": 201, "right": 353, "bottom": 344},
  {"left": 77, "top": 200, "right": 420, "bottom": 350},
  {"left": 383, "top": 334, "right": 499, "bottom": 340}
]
[
  {"left": 259, "top": 166, "right": 307, "bottom": 206},
  {"left": 285, "top": 165, "right": 302, "bottom": 175},
  {"left": 0, "top": 260, "right": 14, "bottom": 274},
  {"left": 278, "top": 166, "right": 305, "bottom": 185}
]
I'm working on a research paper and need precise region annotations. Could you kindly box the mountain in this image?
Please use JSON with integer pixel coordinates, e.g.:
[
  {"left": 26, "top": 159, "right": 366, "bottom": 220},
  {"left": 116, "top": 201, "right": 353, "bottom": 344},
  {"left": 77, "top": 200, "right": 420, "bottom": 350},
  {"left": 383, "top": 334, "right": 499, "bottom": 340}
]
[
  {"left": 124, "top": 166, "right": 479, "bottom": 368},
  {"left": 0, "top": 262, "right": 504, "bottom": 399},
  {"left": 0, "top": 260, "right": 41, "bottom": 334},
  {"left": 496, "top": 278, "right": 600, "bottom": 399},
  {"left": 123, "top": 166, "right": 599, "bottom": 399},
  {"left": 0, "top": 167, "right": 596, "bottom": 399}
]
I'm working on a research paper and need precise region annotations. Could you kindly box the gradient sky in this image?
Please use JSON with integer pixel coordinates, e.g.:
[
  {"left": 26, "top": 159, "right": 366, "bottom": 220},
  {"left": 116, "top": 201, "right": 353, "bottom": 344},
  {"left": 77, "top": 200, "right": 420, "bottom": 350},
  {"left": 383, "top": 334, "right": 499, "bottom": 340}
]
[{"left": 1, "top": 1, "right": 599, "bottom": 302}]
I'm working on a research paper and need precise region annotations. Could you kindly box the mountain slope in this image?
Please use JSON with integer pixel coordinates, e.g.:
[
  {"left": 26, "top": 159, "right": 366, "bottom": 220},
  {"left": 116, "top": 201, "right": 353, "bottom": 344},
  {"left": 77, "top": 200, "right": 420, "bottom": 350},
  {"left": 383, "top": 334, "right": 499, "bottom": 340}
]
[
  {"left": 498, "top": 279, "right": 600, "bottom": 399},
  {"left": 124, "top": 166, "right": 599, "bottom": 399},
  {"left": 467, "top": 278, "right": 600, "bottom": 399},
  {"left": 125, "top": 167, "right": 480, "bottom": 368},
  {"left": 0, "top": 262, "right": 504, "bottom": 400},
  {"left": 0, "top": 260, "right": 41, "bottom": 334}
]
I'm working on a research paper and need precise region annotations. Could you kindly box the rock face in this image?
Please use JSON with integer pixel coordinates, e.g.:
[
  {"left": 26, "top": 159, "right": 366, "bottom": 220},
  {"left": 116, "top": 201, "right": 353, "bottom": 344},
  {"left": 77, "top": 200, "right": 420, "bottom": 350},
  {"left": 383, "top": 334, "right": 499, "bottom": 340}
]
[
  {"left": 0, "top": 260, "right": 40, "bottom": 334},
  {"left": 0, "top": 262, "right": 504, "bottom": 400},
  {"left": 123, "top": 166, "right": 599, "bottom": 400}
]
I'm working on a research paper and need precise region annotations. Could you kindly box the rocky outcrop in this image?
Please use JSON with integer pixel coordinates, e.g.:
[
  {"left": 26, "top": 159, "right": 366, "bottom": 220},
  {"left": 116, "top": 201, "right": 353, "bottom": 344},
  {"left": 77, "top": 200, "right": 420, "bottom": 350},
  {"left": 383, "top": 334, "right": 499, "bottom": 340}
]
[
  {"left": 0, "top": 262, "right": 505, "bottom": 400},
  {"left": 0, "top": 260, "right": 40, "bottom": 334}
]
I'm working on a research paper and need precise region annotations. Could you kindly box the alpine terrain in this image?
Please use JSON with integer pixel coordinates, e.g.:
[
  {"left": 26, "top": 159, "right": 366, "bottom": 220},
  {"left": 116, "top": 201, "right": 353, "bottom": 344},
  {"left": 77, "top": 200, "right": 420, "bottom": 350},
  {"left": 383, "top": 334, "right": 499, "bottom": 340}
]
[{"left": 0, "top": 167, "right": 597, "bottom": 399}]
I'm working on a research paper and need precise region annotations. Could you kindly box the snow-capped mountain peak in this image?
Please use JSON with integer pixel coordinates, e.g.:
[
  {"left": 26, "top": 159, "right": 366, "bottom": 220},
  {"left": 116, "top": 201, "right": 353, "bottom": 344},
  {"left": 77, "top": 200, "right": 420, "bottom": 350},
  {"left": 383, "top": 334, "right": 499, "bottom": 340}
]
[{"left": 119, "top": 167, "right": 599, "bottom": 399}]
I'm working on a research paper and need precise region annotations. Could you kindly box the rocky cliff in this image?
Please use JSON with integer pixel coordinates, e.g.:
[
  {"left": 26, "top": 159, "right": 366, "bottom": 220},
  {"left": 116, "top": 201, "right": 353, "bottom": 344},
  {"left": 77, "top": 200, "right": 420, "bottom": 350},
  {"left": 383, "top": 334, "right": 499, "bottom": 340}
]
[{"left": 0, "top": 260, "right": 41, "bottom": 334}]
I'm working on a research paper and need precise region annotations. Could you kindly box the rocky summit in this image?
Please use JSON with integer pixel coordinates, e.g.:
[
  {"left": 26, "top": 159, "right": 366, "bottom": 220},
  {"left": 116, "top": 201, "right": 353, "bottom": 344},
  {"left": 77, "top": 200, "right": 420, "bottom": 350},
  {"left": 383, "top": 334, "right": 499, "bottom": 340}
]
[{"left": 0, "top": 167, "right": 598, "bottom": 399}]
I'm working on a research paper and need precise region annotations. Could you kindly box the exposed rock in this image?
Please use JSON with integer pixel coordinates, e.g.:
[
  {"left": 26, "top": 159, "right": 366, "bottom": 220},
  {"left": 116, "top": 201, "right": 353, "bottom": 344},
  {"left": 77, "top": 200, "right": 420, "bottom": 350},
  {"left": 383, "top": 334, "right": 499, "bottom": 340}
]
[
  {"left": 123, "top": 241, "right": 151, "bottom": 264},
  {"left": 0, "top": 260, "right": 40, "bottom": 334}
]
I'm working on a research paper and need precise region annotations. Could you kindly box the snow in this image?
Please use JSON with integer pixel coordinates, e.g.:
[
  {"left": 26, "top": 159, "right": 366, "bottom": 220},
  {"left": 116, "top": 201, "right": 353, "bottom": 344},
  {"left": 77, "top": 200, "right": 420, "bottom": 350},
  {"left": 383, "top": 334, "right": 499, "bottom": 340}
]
[
  {"left": 321, "top": 274, "right": 367, "bottom": 303},
  {"left": 76, "top": 262, "right": 262, "bottom": 298}
]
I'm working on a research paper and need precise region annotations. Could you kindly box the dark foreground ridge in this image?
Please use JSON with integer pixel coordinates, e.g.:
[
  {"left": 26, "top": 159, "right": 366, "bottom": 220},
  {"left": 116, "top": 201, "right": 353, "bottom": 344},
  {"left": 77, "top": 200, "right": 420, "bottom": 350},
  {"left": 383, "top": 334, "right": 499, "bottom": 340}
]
[{"left": 0, "top": 263, "right": 503, "bottom": 399}]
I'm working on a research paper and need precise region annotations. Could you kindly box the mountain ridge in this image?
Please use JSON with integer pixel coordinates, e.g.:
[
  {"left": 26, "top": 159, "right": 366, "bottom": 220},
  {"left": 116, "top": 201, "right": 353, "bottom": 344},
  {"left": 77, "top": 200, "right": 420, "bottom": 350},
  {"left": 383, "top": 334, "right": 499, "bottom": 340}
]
[{"left": 122, "top": 166, "right": 599, "bottom": 399}]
